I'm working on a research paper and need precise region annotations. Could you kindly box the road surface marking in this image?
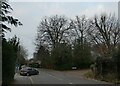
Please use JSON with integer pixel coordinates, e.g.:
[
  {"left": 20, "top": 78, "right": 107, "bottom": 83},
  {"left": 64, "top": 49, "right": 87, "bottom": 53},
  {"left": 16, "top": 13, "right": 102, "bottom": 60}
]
[
  {"left": 69, "top": 82, "right": 73, "bottom": 84},
  {"left": 29, "top": 77, "right": 34, "bottom": 84},
  {"left": 48, "top": 74, "right": 63, "bottom": 81},
  {"left": 15, "top": 73, "right": 17, "bottom": 76}
]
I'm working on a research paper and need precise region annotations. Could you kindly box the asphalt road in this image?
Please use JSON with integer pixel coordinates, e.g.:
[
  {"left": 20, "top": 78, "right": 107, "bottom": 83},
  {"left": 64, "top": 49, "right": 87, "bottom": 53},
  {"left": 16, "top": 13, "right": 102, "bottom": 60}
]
[{"left": 13, "top": 68, "right": 110, "bottom": 85}]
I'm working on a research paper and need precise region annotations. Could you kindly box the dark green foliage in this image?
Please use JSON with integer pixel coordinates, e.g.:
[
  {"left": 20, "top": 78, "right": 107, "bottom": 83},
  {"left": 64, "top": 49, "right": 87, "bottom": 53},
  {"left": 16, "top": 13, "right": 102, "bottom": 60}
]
[
  {"left": 55, "top": 63, "right": 73, "bottom": 70},
  {"left": 36, "top": 45, "right": 50, "bottom": 68},
  {"left": 73, "top": 43, "right": 93, "bottom": 69},
  {"left": 51, "top": 43, "right": 72, "bottom": 70},
  {"left": 94, "top": 46, "right": 120, "bottom": 81},
  {"left": 35, "top": 43, "right": 73, "bottom": 70},
  {"left": 2, "top": 37, "right": 19, "bottom": 84},
  {"left": 112, "top": 46, "right": 120, "bottom": 80},
  {"left": 29, "top": 63, "right": 40, "bottom": 68},
  {"left": 95, "top": 57, "right": 114, "bottom": 78}
]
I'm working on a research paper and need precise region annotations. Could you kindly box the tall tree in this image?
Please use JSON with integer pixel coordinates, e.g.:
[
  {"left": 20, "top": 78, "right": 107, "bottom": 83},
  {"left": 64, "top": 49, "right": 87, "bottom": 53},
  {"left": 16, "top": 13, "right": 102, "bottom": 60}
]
[
  {"left": 71, "top": 15, "right": 89, "bottom": 45},
  {"left": 71, "top": 15, "right": 93, "bottom": 68},
  {"left": 36, "top": 15, "right": 73, "bottom": 49},
  {"left": 88, "top": 14, "right": 120, "bottom": 57}
]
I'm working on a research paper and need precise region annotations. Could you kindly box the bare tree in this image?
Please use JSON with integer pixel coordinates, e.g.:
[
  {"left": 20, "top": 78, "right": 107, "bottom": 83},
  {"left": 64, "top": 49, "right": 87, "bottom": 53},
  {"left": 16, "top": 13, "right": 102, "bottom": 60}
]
[
  {"left": 88, "top": 14, "right": 120, "bottom": 57},
  {"left": 36, "top": 15, "right": 73, "bottom": 49},
  {"left": 19, "top": 45, "right": 28, "bottom": 60},
  {"left": 71, "top": 15, "right": 89, "bottom": 45},
  {"left": 71, "top": 15, "right": 93, "bottom": 68}
]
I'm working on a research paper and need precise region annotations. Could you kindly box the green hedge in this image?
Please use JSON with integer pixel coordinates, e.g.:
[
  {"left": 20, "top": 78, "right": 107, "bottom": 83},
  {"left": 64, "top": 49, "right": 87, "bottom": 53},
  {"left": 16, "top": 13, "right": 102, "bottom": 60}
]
[
  {"left": 29, "top": 63, "right": 40, "bottom": 68},
  {"left": 54, "top": 63, "right": 73, "bottom": 70},
  {"left": 2, "top": 39, "right": 17, "bottom": 85}
]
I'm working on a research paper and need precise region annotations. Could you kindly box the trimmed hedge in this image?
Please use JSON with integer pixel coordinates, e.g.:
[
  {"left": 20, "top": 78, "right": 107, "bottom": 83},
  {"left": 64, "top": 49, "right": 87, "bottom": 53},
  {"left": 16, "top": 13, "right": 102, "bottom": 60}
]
[{"left": 2, "top": 38, "right": 17, "bottom": 85}]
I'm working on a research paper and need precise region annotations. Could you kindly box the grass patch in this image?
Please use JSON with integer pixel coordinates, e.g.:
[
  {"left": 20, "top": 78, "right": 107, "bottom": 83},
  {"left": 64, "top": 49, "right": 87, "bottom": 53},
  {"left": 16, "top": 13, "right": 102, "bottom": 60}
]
[{"left": 83, "top": 70, "right": 94, "bottom": 79}]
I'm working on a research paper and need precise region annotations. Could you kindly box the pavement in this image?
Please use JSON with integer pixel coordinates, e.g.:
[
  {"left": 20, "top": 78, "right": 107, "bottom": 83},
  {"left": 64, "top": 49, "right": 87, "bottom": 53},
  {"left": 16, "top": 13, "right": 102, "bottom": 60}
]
[
  {"left": 0, "top": 81, "right": 2, "bottom": 86},
  {"left": 12, "top": 68, "right": 111, "bottom": 85}
]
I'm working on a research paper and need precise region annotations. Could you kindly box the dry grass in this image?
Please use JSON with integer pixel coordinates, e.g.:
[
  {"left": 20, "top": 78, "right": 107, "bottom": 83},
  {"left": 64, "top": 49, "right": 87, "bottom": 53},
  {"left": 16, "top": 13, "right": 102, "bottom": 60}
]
[
  {"left": 62, "top": 69, "right": 90, "bottom": 77},
  {"left": 83, "top": 70, "right": 94, "bottom": 79},
  {"left": 84, "top": 71, "right": 120, "bottom": 84}
]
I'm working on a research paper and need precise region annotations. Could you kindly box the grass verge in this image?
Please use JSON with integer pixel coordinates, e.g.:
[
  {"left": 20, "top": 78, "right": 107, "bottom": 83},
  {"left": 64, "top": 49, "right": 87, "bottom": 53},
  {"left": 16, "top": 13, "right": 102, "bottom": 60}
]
[{"left": 84, "top": 70, "right": 120, "bottom": 84}]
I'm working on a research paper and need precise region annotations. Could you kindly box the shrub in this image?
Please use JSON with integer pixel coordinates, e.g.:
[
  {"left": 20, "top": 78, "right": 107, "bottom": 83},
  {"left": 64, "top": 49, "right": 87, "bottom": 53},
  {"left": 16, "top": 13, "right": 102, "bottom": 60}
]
[
  {"left": 2, "top": 39, "right": 17, "bottom": 84},
  {"left": 51, "top": 43, "right": 72, "bottom": 70},
  {"left": 73, "top": 44, "right": 93, "bottom": 69},
  {"left": 94, "top": 51, "right": 120, "bottom": 82},
  {"left": 54, "top": 63, "right": 73, "bottom": 70},
  {"left": 29, "top": 63, "right": 40, "bottom": 68}
]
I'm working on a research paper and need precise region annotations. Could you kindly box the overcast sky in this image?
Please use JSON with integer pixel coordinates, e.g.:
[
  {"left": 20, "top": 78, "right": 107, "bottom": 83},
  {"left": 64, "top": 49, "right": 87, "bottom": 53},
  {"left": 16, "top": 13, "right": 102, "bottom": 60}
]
[{"left": 6, "top": 1, "right": 118, "bottom": 59}]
